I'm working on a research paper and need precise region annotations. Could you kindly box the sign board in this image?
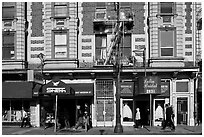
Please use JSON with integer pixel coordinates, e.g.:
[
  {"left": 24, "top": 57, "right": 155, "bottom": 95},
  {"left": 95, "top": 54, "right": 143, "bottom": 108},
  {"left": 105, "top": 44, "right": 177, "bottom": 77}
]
[
  {"left": 138, "top": 76, "right": 161, "bottom": 94},
  {"left": 120, "top": 82, "right": 133, "bottom": 96},
  {"left": 42, "top": 80, "right": 74, "bottom": 95}
]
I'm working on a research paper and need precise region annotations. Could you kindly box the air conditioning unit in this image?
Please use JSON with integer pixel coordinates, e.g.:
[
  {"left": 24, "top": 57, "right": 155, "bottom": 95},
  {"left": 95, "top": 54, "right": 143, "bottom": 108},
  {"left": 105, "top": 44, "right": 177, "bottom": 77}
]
[{"left": 3, "top": 20, "right": 13, "bottom": 29}]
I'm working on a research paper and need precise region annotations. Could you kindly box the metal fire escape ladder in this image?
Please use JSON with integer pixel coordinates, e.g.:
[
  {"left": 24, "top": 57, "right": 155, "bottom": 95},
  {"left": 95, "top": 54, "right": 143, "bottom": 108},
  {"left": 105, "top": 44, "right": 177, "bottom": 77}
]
[{"left": 104, "top": 22, "right": 123, "bottom": 65}]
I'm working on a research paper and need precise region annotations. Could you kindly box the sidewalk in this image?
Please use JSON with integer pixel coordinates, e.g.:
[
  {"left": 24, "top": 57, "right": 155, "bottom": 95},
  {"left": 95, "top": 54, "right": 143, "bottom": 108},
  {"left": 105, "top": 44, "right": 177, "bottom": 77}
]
[{"left": 2, "top": 125, "right": 202, "bottom": 135}]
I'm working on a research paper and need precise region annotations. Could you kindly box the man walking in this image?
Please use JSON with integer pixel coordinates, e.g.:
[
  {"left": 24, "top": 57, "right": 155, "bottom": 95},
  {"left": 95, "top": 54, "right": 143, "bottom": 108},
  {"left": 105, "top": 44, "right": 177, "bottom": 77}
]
[{"left": 161, "top": 104, "right": 175, "bottom": 131}]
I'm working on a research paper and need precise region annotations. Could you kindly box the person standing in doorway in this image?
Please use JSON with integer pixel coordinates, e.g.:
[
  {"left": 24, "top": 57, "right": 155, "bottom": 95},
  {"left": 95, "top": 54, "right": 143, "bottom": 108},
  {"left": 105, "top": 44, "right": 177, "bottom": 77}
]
[
  {"left": 135, "top": 108, "right": 142, "bottom": 129},
  {"left": 161, "top": 104, "right": 175, "bottom": 131}
]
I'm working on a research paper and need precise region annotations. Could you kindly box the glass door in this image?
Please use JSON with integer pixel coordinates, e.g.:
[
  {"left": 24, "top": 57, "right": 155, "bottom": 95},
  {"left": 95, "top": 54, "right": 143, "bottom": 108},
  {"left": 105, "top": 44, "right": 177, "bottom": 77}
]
[
  {"left": 96, "top": 80, "right": 114, "bottom": 126},
  {"left": 177, "top": 97, "right": 188, "bottom": 125}
]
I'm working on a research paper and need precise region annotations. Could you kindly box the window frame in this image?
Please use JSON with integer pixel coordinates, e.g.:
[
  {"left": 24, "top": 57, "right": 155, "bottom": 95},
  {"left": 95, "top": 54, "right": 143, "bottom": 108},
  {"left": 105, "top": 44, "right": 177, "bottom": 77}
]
[
  {"left": 2, "top": 32, "right": 15, "bottom": 60},
  {"left": 158, "top": 27, "right": 176, "bottom": 57},
  {"left": 53, "top": 2, "right": 69, "bottom": 19},
  {"left": 52, "top": 31, "right": 69, "bottom": 59}
]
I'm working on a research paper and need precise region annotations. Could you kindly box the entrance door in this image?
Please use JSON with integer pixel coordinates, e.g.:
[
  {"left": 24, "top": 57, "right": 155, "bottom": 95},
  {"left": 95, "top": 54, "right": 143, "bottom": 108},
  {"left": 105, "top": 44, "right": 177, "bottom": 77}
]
[
  {"left": 96, "top": 80, "right": 114, "bottom": 126},
  {"left": 177, "top": 97, "right": 188, "bottom": 125},
  {"left": 135, "top": 100, "right": 150, "bottom": 126},
  {"left": 96, "top": 99, "right": 114, "bottom": 126}
]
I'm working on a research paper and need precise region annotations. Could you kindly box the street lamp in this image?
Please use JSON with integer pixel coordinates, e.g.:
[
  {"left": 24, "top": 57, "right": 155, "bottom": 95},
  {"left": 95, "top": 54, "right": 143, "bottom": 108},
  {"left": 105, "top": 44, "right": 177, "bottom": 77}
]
[{"left": 37, "top": 53, "right": 45, "bottom": 75}]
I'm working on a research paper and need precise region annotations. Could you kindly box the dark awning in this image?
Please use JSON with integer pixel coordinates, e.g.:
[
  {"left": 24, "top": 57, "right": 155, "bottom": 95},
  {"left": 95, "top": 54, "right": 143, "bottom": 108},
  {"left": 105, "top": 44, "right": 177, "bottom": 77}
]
[
  {"left": 41, "top": 80, "right": 74, "bottom": 95},
  {"left": 2, "top": 81, "right": 33, "bottom": 98},
  {"left": 69, "top": 83, "right": 94, "bottom": 96}
]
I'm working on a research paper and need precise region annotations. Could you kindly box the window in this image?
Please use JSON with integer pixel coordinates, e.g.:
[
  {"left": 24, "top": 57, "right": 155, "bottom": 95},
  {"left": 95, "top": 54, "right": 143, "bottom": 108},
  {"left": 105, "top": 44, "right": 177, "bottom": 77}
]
[
  {"left": 96, "top": 2, "right": 106, "bottom": 9},
  {"left": 2, "top": 2, "right": 16, "bottom": 19},
  {"left": 2, "top": 34, "right": 15, "bottom": 60},
  {"left": 160, "top": 2, "right": 174, "bottom": 14},
  {"left": 176, "top": 82, "right": 188, "bottom": 92},
  {"left": 95, "top": 35, "right": 107, "bottom": 60},
  {"left": 54, "top": 33, "right": 67, "bottom": 58},
  {"left": 159, "top": 28, "right": 175, "bottom": 57},
  {"left": 121, "top": 34, "right": 131, "bottom": 58},
  {"left": 54, "top": 2, "right": 68, "bottom": 17}
]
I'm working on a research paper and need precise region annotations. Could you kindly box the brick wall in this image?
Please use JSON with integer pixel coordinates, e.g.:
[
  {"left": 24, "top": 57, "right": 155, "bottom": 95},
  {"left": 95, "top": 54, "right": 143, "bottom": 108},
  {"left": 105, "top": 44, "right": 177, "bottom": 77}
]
[
  {"left": 132, "top": 2, "right": 145, "bottom": 34},
  {"left": 82, "top": 2, "right": 95, "bottom": 35},
  {"left": 31, "top": 2, "right": 43, "bottom": 37}
]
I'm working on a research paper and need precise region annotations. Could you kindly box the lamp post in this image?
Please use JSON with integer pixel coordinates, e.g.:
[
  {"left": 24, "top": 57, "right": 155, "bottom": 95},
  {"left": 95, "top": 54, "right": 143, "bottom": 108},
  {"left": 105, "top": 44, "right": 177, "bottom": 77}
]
[
  {"left": 114, "top": 2, "right": 123, "bottom": 133},
  {"left": 37, "top": 53, "right": 45, "bottom": 75}
]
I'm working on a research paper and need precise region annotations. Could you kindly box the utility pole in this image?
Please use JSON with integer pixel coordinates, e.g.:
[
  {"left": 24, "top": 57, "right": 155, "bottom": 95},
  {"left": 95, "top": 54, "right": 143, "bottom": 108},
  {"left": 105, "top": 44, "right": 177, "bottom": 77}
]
[{"left": 114, "top": 2, "right": 123, "bottom": 133}]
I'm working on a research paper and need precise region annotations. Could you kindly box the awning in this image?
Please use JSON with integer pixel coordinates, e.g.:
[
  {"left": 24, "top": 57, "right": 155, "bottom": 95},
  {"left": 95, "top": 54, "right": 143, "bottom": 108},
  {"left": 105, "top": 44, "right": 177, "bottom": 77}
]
[
  {"left": 2, "top": 81, "right": 33, "bottom": 98},
  {"left": 41, "top": 80, "right": 74, "bottom": 95},
  {"left": 69, "top": 83, "right": 94, "bottom": 96}
]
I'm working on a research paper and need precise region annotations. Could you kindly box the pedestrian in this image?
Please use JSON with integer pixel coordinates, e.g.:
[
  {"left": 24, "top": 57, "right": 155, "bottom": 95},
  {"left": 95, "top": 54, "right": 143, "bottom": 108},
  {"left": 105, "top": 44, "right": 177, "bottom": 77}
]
[
  {"left": 73, "top": 105, "right": 84, "bottom": 131},
  {"left": 21, "top": 109, "right": 32, "bottom": 128},
  {"left": 135, "top": 108, "right": 142, "bottom": 129},
  {"left": 40, "top": 106, "right": 47, "bottom": 129},
  {"left": 161, "top": 104, "right": 175, "bottom": 131},
  {"left": 63, "top": 108, "right": 70, "bottom": 129},
  {"left": 84, "top": 103, "right": 90, "bottom": 132}
]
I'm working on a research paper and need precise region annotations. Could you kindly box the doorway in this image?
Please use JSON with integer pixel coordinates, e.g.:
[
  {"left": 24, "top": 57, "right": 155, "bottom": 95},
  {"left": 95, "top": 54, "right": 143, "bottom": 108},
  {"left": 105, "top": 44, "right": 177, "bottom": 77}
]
[
  {"left": 135, "top": 100, "right": 150, "bottom": 126},
  {"left": 177, "top": 97, "right": 188, "bottom": 125}
]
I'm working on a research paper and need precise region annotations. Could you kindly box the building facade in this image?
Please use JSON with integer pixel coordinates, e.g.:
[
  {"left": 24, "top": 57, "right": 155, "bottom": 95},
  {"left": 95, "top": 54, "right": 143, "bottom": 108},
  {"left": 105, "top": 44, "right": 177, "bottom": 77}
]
[{"left": 2, "top": 2, "right": 202, "bottom": 127}]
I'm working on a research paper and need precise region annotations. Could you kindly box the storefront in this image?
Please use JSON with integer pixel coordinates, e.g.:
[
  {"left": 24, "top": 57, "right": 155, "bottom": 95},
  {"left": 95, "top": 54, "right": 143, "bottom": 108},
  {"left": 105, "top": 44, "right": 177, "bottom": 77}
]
[
  {"left": 33, "top": 78, "right": 94, "bottom": 128},
  {"left": 2, "top": 81, "right": 34, "bottom": 126}
]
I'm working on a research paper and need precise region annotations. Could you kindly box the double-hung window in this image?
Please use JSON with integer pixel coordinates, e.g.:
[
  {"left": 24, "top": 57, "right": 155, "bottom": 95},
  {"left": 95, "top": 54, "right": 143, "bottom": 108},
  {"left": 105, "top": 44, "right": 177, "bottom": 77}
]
[
  {"left": 54, "top": 2, "right": 68, "bottom": 18},
  {"left": 2, "top": 34, "right": 15, "bottom": 60},
  {"left": 159, "top": 28, "right": 176, "bottom": 57},
  {"left": 54, "top": 33, "right": 68, "bottom": 58}
]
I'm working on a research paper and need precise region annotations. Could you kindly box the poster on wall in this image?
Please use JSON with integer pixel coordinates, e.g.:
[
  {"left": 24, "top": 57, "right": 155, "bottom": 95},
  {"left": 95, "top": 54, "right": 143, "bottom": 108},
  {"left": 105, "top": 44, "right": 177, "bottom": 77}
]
[{"left": 138, "top": 76, "right": 161, "bottom": 94}]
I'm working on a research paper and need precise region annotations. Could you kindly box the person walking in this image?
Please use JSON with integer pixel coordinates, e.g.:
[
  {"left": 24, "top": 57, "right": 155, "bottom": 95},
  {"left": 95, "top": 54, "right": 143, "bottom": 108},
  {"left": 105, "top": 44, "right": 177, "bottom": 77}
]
[
  {"left": 84, "top": 103, "right": 90, "bottom": 132},
  {"left": 135, "top": 108, "right": 142, "bottom": 129},
  {"left": 41, "top": 106, "right": 47, "bottom": 129},
  {"left": 21, "top": 109, "right": 32, "bottom": 128},
  {"left": 73, "top": 105, "right": 84, "bottom": 131},
  {"left": 161, "top": 104, "right": 175, "bottom": 131}
]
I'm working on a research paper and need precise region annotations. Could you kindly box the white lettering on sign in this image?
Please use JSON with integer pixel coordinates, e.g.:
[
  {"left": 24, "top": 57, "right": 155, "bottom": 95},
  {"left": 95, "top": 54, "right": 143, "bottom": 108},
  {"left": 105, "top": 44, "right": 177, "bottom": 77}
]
[
  {"left": 46, "top": 88, "right": 66, "bottom": 93},
  {"left": 75, "top": 91, "right": 91, "bottom": 94},
  {"left": 146, "top": 89, "right": 156, "bottom": 94},
  {"left": 144, "top": 79, "right": 157, "bottom": 88}
]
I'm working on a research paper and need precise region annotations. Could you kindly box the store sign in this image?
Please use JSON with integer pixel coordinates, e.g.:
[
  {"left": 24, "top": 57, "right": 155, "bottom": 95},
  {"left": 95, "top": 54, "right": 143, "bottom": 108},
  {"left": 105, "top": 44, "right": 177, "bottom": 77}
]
[
  {"left": 121, "top": 82, "right": 133, "bottom": 96},
  {"left": 42, "top": 80, "right": 74, "bottom": 95},
  {"left": 138, "top": 76, "right": 161, "bottom": 94},
  {"left": 46, "top": 87, "right": 66, "bottom": 93}
]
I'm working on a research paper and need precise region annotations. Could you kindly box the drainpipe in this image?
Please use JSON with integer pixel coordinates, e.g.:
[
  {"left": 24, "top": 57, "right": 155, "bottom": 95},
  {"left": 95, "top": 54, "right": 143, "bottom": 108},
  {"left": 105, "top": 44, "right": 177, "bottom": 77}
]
[
  {"left": 76, "top": 2, "right": 79, "bottom": 67},
  {"left": 25, "top": 2, "right": 29, "bottom": 69},
  {"left": 147, "top": 2, "right": 150, "bottom": 67}
]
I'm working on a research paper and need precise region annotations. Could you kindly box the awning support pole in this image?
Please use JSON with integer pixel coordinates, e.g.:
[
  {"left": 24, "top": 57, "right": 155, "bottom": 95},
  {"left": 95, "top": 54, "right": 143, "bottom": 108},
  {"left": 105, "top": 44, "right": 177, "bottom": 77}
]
[{"left": 54, "top": 94, "right": 58, "bottom": 132}]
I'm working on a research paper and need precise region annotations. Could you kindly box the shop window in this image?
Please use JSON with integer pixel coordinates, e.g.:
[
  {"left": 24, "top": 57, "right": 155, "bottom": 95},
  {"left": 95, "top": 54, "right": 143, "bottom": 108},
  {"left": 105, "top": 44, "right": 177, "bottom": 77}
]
[
  {"left": 2, "top": 100, "right": 30, "bottom": 122},
  {"left": 54, "top": 32, "right": 68, "bottom": 58},
  {"left": 159, "top": 28, "right": 175, "bottom": 57},
  {"left": 2, "top": 33, "right": 15, "bottom": 60},
  {"left": 176, "top": 82, "right": 188, "bottom": 92}
]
